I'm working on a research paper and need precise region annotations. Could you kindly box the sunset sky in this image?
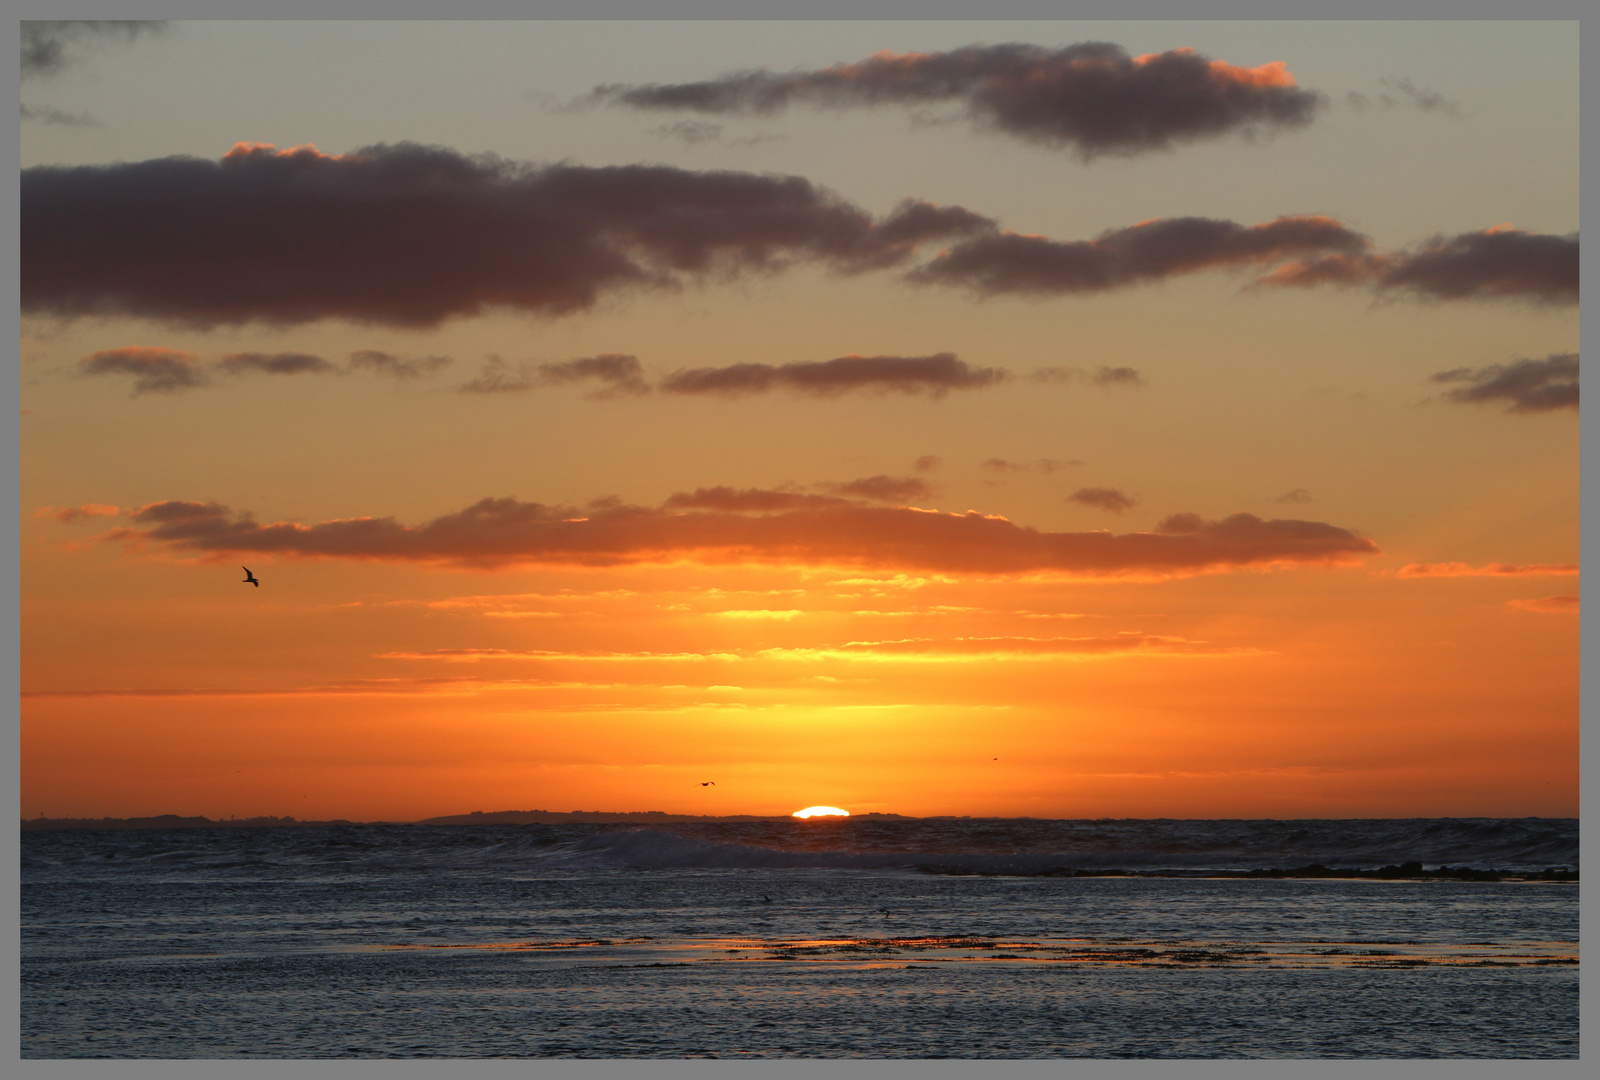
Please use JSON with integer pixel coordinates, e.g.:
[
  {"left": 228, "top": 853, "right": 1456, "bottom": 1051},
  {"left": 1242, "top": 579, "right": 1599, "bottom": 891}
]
[{"left": 19, "top": 21, "right": 1578, "bottom": 822}]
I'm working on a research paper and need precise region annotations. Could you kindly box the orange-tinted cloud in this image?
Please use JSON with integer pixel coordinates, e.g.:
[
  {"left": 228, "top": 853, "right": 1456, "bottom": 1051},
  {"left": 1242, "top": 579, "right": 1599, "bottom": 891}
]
[
  {"left": 980, "top": 458, "right": 1081, "bottom": 475},
  {"left": 22, "top": 145, "right": 994, "bottom": 328},
  {"left": 79, "top": 346, "right": 206, "bottom": 395},
  {"left": 1507, "top": 595, "right": 1579, "bottom": 614},
  {"left": 659, "top": 353, "right": 1006, "bottom": 397},
  {"left": 1260, "top": 228, "right": 1578, "bottom": 305},
  {"left": 383, "top": 634, "right": 1248, "bottom": 662},
  {"left": 35, "top": 503, "right": 121, "bottom": 523},
  {"left": 1430, "top": 354, "right": 1577, "bottom": 413},
  {"left": 914, "top": 215, "right": 1370, "bottom": 295},
  {"left": 768, "top": 634, "right": 1252, "bottom": 658},
  {"left": 1070, "top": 487, "right": 1138, "bottom": 513},
  {"left": 96, "top": 492, "right": 1379, "bottom": 576},
  {"left": 593, "top": 43, "right": 1322, "bottom": 158},
  {"left": 1395, "top": 562, "right": 1579, "bottom": 578}
]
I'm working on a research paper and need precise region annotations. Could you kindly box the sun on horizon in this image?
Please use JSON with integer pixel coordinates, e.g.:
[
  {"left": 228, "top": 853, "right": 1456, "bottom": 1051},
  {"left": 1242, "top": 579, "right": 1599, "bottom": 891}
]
[{"left": 792, "top": 807, "right": 850, "bottom": 819}]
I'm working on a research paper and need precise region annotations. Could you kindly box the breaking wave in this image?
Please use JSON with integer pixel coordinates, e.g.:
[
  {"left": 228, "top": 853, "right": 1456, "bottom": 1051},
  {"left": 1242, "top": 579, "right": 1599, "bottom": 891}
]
[{"left": 20, "top": 816, "right": 1576, "bottom": 875}]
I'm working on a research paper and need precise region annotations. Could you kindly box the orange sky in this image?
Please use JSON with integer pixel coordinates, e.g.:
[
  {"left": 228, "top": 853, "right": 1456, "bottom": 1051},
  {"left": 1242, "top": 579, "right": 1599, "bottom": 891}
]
[{"left": 19, "top": 22, "right": 1578, "bottom": 820}]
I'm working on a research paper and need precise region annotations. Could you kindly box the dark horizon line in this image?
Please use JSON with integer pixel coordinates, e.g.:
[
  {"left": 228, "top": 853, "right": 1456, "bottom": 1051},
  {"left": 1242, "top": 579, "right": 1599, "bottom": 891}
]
[{"left": 18, "top": 809, "right": 1577, "bottom": 832}]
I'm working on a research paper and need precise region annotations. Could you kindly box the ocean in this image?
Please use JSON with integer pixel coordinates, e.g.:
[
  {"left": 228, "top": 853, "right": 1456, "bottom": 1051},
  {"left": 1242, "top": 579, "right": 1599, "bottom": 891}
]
[{"left": 20, "top": 816, "right": 1578, "bottom": 1059}]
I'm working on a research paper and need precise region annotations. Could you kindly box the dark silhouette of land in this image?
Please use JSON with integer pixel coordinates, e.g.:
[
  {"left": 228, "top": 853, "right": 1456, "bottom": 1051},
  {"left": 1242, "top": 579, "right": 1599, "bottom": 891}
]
[{"left": 20, "top": 809, "right": 910, "bottom": 831}]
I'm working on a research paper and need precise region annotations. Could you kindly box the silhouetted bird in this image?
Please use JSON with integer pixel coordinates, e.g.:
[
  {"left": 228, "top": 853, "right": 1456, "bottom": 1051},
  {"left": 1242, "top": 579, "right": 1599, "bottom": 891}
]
[
  {"left": 760, "top": 894, "right": 772, "bottom": 903},
  {"left": 242, "top": 567, "right": 259, "bottom": 587},
  {"left": 701, "top": 782, "right": 715, "bottom": 786}
]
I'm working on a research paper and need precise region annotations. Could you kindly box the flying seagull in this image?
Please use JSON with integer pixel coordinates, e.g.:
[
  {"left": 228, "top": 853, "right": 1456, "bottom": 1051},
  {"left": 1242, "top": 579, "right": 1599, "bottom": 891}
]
[
  {"left": 700, "top": 781, "right": 715, "bottom": 786},
  {"left": 241, "top": 567, "right": 260, "bottom": 587}
]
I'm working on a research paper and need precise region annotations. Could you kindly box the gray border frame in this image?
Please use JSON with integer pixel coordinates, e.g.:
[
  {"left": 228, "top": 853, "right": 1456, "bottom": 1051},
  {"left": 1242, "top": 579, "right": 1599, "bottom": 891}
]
[{"left": 10, "top": 1, "right": 1587, "bottom": 1077}]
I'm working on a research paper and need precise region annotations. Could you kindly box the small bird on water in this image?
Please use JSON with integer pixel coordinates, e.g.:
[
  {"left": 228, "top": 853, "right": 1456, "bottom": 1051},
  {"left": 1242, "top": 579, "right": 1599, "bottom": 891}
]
[{"left": 241, "top": 567, "right": 260, "bottom": 587}]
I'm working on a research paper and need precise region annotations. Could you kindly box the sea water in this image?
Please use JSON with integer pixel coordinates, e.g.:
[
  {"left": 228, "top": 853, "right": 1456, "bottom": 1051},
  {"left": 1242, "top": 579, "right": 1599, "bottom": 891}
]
[{"left": 20, "top": 817, "right": 1578, "bottom": 1058}]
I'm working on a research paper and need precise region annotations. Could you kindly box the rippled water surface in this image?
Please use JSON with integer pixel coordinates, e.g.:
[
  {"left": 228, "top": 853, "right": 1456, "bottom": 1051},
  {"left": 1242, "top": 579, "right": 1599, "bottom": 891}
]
[{"left": 21, "top": 820, "right": 1578, "bottom": 1058}]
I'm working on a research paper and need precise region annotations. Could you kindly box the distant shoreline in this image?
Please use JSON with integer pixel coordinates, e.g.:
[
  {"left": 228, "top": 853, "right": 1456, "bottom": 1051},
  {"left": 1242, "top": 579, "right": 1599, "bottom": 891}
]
[
  {"left": 19, "top": 810, "right": 1575, "bottom": 832},
  {"left": 19, "top": 809, "right": 905, "bottom": 830}
]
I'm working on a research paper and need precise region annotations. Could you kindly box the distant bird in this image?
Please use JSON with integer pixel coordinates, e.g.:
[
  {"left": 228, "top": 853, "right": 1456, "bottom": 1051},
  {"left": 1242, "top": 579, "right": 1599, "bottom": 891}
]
[
  {"left": 759, "top": 894, "right": 772, "bottom": 903},
  {"left": 241, "top": 567, "right": 260, "bottom": 587},
  {"left": 701, "top": 782, "right": 715, "bottom": 786}
]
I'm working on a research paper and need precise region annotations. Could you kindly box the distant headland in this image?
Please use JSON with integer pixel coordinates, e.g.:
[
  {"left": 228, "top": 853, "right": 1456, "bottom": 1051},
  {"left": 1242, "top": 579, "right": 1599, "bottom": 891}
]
[{"left": 20, "top": 809, "right": 913, "bottom": 831}]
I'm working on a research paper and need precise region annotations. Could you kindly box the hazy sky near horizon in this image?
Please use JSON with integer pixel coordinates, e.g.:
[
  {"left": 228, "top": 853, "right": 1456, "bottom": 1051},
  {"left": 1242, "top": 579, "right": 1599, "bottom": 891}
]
[{"left": 20, "top": 20, "right": 1578, "bottom": 821}]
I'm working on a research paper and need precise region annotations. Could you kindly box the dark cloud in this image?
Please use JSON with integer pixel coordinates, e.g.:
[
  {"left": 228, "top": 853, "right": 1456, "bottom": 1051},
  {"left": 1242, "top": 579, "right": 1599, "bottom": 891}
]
[
  {"left": 21, "top": 103, "right": 101, "bottom": 126},
  {"left": 217, "top": 352, "right": 336, "bottom": 376},
  {"left": 913, "top": 455, "right": 943, "bottom": 472},
  {"left": 593, "top": 42, "right": 1323, "bottom": 159},
  {"left": 919, "top": 215, "right": 1577, "bottom": 306},
  {"left": 1430, "top": 353, "right": 1577, "bottom": 413},
  {"left": 1070, "top": 487, "right": 1139, "bottom": 513},
  {"left": 667, "top": 476, "right": 935, "bottom": 511},
  {"left": 99, "top": 494, "right": 1379, "bottom": 577},
  {"left": 26, "top": 142, "right": 1559, "bottom": 323},
  {"left": 1346, "top": 78, "right": 1464, "bottom": 117},
  {"left": 915, "top": 214, "right": 1369, "bottom": 295},
  {"left": 817, "top": 476, "right": 934, "bottom": 503},
  {"left": 980, "top": 458, "right": 1078, "bottom": 475},
  {"left": 645, "top": 121, "right": 784, "bottom": 148},
  {"left": 535, "top": 354, "right": 650, "bottom": 397},
  {"left": 1092, "top": 366, "right": 1143, "bottom": 387},
  {"left": 22, "top": 143, "right": 993, "bottom": 329},
  {"left": 81, "top": 346, "right": 455, "bottom": 390},
  {"left": 662, "top": 486, "right": 845, "bottom": 513},
  {"left": 1274, "top": 488, "right": 1313, "bottom": 503},
  {"left": 79, "top": 347, "right": 207, "bottom": 395},
  {"left": 659, "top": 353, "right": 1006, "bottom": 398},
  {"left": 459, "top": 354, "right": 649, "bottom": 398},
  {"left": 457, "top": 358, "right": 532, "bottom": 394},
  {"left": 1260, "top": 227, "right": 1578, "bottom": 305},
  {"left": 347, "top": 350, "right": 453, "bottom": 380},
  {"left": 21, "top": 20, "right": 166, "bottom": 78},
  {"left": 1030, "top": 365, "right": 1145, "bottom": 387},
  {"left": 649, "top": 120, "right": 725, "bottom": 145},
  {"left": 1029, "top": 367, "right": 1079, "bottom": 384}
]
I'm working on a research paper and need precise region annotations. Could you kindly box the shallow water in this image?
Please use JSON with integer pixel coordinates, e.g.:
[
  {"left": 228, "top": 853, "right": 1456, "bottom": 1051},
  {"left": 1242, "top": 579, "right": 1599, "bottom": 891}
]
[{"left": 21, "top": 821, "right": 1578, "bottom": 1058}]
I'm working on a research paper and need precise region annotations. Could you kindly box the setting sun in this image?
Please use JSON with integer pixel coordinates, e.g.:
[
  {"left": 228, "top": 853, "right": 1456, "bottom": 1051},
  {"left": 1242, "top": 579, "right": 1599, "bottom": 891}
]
[{"left": 792, "top": 807, "right": 851, "bottom": 819}]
